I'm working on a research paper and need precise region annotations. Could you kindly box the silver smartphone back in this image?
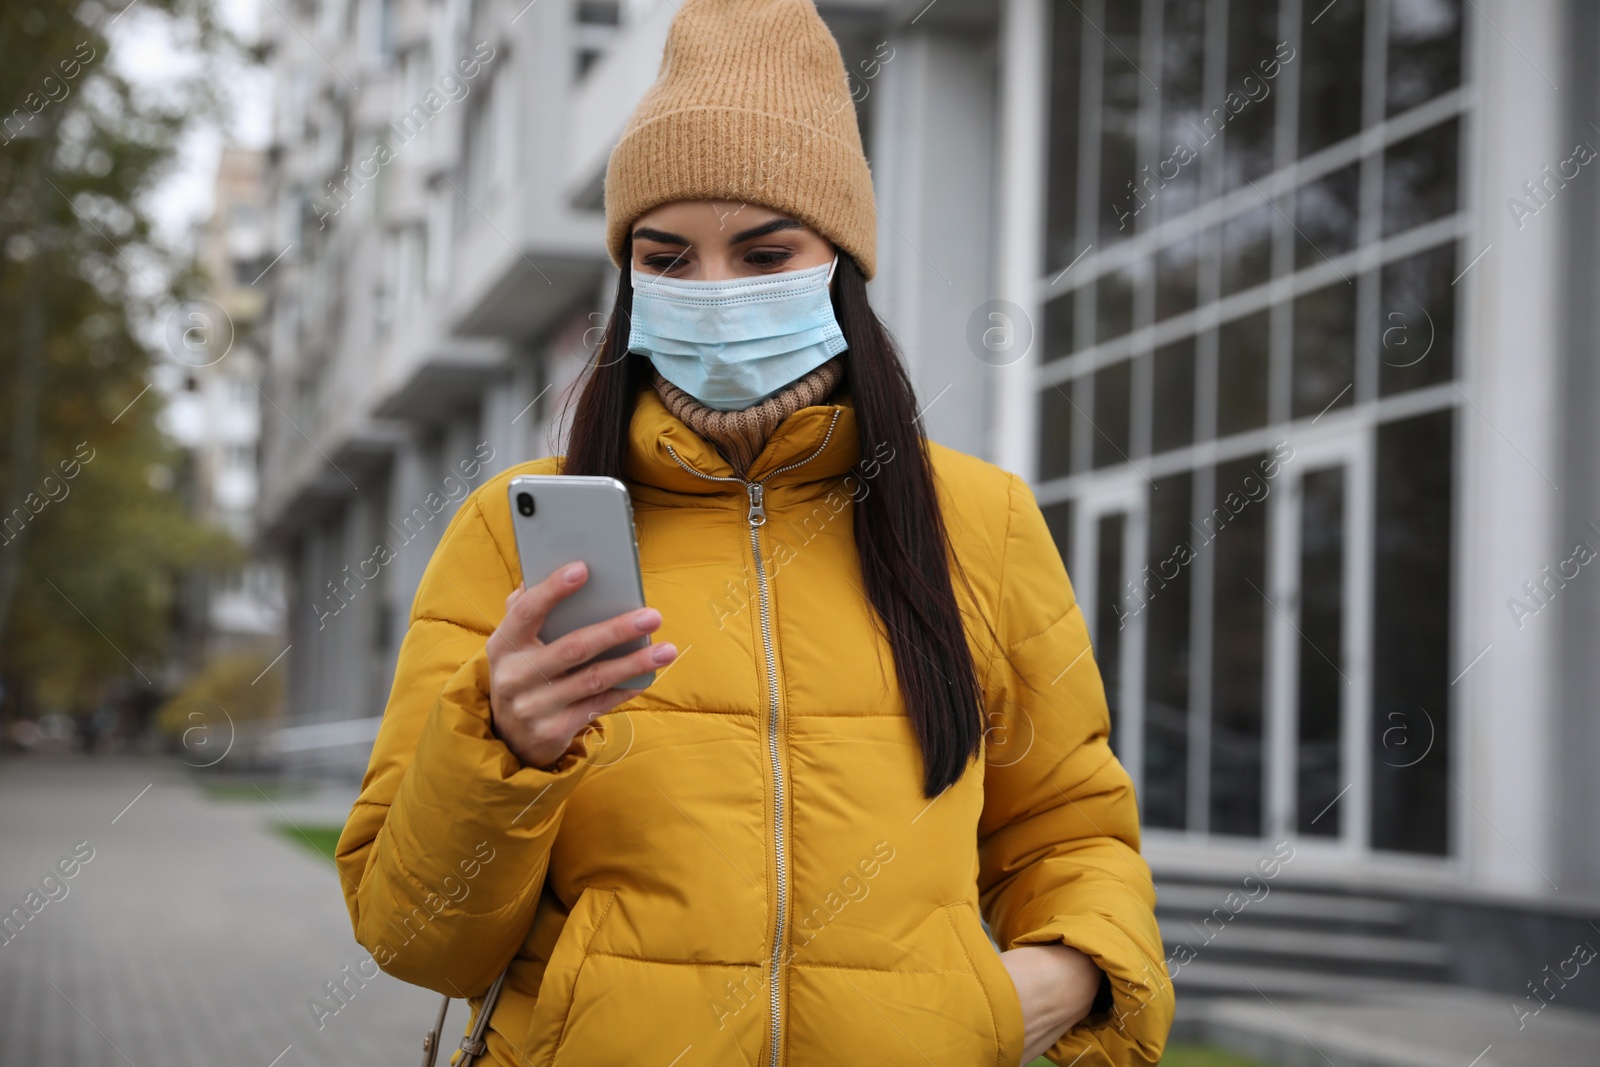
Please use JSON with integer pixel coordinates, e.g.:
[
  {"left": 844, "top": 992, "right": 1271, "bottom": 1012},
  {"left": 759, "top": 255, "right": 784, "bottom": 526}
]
[{"left": 506, "top": 474, "right": 655, "bottom": 689}]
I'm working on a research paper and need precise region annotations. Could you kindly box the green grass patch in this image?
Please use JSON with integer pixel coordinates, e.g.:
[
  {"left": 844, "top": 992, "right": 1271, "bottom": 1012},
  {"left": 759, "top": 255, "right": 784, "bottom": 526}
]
[
  {"left": 274, "top": 822, "right": 344, "bottom": 863},
  {"left": 1027, "top": 1045, "right": 1268, "bottom": 1067}
]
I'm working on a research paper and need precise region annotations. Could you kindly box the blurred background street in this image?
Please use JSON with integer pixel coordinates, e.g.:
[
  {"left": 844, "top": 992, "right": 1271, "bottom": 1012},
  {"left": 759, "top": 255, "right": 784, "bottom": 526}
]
[
  {"left": 0, "top": 757, "right": 436, "bottom": 1065},
  {"left": 5, "top": 0, "right": 1600, "bottom": 1063}
]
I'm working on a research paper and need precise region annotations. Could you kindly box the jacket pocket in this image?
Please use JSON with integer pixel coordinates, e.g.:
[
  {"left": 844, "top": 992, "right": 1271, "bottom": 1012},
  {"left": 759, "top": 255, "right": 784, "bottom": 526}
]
[
  {"left": 945, "top": 901, "right": 1027, "bottom": 1067},
  {"left": 522, "top": 887, "right": 616, "bottom": 1066}
]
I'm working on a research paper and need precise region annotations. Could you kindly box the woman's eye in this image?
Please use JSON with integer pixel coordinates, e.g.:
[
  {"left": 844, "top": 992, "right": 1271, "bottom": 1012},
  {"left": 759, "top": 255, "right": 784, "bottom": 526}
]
[
  {"left": 746, "top": 248, "right": 795, "bottom": 268},
  {"left": 641, "top": 253, "right": 688, "bottom": 273}
]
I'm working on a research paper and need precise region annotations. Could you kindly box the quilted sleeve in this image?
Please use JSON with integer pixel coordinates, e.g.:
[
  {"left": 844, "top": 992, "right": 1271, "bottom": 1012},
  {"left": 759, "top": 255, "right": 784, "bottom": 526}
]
[
  {"left": 977, "top": 474, "right": 1173, "bottom": 1065},
  {"left": 335, "top": 485, "right": 594, "bottom": 996}
]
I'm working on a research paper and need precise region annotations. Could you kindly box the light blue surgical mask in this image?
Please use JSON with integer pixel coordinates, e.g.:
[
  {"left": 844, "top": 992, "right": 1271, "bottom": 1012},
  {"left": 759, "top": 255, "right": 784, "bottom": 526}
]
[{"left": 628, "top": 256, "right": 846, "bottom": 411}]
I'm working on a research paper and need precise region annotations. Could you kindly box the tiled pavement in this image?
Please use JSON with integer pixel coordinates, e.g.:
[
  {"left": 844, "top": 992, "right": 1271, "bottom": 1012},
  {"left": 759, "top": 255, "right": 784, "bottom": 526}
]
[{"left": 0, "top": 756, "right": 438, "bottom": 1067}]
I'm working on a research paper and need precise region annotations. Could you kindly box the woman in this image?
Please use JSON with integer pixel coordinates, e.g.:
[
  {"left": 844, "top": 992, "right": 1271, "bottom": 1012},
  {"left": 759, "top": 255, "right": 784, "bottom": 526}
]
[{"left": 336, "top": 1, "right": 1173, "bottom": 1063}]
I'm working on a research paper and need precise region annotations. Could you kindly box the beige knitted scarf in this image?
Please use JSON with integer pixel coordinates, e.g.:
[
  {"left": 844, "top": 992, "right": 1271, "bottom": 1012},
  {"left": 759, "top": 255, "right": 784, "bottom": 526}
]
[{"left": 652, "top": 357, "right": 845, "bottom": 477}]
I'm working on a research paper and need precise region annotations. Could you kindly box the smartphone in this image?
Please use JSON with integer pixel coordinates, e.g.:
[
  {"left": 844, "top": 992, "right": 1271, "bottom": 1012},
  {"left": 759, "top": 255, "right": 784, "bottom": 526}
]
[{"left": 506, "top": 475, "right": 655, "bottom": 689}]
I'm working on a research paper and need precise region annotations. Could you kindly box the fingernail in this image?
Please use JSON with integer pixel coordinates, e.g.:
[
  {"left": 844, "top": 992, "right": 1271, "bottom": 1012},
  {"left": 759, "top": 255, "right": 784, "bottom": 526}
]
[
  {"left": 634, "top": 608, "right": 661, "bottom": 632},
  {"left": 651, "top": 642, "right": 677, "bottom": 664},
  {"left": 562, "top": 562, "right": 586, "bottom": 584}
]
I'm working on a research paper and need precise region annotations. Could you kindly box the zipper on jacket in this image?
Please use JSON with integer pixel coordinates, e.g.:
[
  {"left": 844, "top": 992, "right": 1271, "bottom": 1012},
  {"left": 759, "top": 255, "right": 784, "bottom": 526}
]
[{"left": 662, "top": 409, "right": 840, "bottom": 1067}]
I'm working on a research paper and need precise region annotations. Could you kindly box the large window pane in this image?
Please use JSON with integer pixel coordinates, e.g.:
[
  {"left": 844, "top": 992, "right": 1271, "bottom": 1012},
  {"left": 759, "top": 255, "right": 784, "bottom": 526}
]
[
  {"left": 1378, "top": 243, "right": 1457, "bottom": 395},
  {"left": 1223, "top": 0, "right": 1281, "bottom": 190},
  {"left": 1157, "top": 0, "right": 1209, "bottom": 222},
  {"left": 1372, "top": 410, "right": 1454, "bottom": 854},
  {"left": 1044, "top": 1, "right": 1083, "bottom": 273},
  {"left": 1383, "top": 119, "right": 1459, "bottom": 236},
  {"left": 1299, "top": 0, "right": 1365, "bottom": 157},
  {"left": 1037, "top": 381, "right": 1077, "bottom": 481},
  {"left": 1095, "top": 513, "right": 1127, "bottom": 754},
  {"left": 1218, "top": 311, "right": 1271, "bottom": 436},
  {"left": 1097, "top": 269, "right": 1136, "bottom": 343},
  {"left": 1210, "top": 454, "right": 1269, "bottom": 836},
  {"left": 1042, "top": 289, "right": 1076, "bottom": 365},
  {"left": 1387, "top": 0, "right": 1464, "bottom": 116},
  {"left": 1297, "top": 466, "right": 1346, "bottom": 837},
  {"left": 1295, "top": 163, "right": 1360, "bottom": 270},
  {"left": 1223, "top": 202, "right": 1273, "bottom": 295},
  {"left": 1157, "top": 234, "right": 1201, "bottom": 321},
  {"left": 1152, "top": 337, "right": 1197, "bottom": 454},
  {"left": 1098, "top": 0, "right": 1143, "bottom": 243},
  {"left": 1144, "top": 471, "right": 1193, "bottom": 830},
  {"left": 1092, "top": 359, "right": 1133, "bottom": 468},
  {"left": 1292, "top": 282, "right": 1356, "bottom": 419},
  {"left": 1041, "top": 499, "right": 1075, "bottom": 580}
]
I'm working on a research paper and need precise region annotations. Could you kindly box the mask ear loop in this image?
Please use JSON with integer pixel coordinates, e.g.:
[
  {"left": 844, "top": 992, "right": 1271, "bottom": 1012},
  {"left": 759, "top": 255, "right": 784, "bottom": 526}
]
[{"left": 826, "top": 253, "right": 839, "bottom": 284}]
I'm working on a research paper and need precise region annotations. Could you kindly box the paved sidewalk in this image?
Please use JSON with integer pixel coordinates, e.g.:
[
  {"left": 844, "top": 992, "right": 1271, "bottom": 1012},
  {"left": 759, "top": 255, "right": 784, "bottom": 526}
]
[
  {"left": 0, "top": 756, "right": 439, "bottom": 1067},
  {"left": 1201, "top": 987, "right": 1600, "bottom": 1067}
]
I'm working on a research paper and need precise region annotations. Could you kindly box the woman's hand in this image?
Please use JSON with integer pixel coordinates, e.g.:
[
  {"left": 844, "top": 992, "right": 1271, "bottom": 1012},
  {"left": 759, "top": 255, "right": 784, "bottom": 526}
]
[
  {"left": 487, "top": 561, "right": 677, "bottom": 768},
  {"left": 1000, "top": 943, "right": 1105, "bottom": 1065}
]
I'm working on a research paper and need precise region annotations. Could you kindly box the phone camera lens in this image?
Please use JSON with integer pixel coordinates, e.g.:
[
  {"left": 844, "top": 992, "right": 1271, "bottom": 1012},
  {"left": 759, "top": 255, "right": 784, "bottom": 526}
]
[{"left": 516, "top": 492, "right": 536, "bottom": 517}]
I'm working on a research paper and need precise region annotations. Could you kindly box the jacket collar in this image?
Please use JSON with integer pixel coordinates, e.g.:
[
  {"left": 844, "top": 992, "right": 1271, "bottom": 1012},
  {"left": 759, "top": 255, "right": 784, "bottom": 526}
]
[{"left": 624, "top": 385, "right": 861, "bottom": 497}]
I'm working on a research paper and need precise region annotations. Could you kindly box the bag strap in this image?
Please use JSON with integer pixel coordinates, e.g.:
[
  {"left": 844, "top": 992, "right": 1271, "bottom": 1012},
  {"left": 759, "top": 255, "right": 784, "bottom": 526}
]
[{"left": 421, "top": 966, "right": 510, "bottom": 1067}]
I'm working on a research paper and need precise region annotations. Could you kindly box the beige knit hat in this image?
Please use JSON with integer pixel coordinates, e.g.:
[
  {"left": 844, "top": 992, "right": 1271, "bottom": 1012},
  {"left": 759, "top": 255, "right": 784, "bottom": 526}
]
[{"left": 603, "top": 0, "right": 877, "bottom": 279}]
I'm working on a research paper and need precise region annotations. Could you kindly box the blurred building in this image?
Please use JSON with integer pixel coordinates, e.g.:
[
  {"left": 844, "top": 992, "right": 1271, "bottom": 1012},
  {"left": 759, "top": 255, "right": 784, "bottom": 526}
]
[
  {"left": 256, "top": 0, "right": 1600, "bottom": 1040},
  {"left": 166, "top": 146, "right": 285, "bottom": 667}
]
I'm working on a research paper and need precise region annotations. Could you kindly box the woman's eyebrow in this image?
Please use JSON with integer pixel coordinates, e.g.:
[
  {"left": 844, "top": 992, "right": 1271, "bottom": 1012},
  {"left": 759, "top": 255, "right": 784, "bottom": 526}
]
[
  {"left": 728, "top": 218, "right": 803, "bottom": 244},
  {"left": 633, "top": 218, "right": 802, "bottom": 247},
  {"left": 632, "top": 226, "right": 688, "bottom": 246}
]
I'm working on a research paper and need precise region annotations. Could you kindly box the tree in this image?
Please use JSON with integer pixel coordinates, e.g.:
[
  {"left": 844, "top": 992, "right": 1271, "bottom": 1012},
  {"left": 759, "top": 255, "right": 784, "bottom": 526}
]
[{"left": 0, "top": 0, "right": 237, "bottom": 723}]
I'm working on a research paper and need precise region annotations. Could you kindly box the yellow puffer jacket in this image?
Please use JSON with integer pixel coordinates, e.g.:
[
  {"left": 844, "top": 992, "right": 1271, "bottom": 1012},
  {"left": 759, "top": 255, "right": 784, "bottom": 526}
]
[{"left": 337, "top": 388, "right": 1173, "bottom": 1066}]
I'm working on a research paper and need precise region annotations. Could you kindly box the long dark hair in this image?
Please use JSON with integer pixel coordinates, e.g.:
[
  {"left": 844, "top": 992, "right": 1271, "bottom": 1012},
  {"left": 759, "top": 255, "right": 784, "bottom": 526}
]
[{"left": 561, "top": 251, "right": 985, "bottom": 797}]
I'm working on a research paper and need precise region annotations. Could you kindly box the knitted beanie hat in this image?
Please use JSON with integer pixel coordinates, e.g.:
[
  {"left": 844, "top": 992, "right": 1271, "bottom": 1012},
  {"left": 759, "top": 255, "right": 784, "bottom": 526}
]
[{"left": 603, "top": 0, "right": 878, "bottom": 279}]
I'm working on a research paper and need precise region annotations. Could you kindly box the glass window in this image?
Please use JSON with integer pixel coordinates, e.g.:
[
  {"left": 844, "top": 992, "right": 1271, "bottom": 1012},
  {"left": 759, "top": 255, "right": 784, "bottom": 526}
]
[
  {"left": 1378, "top": 243, "right": 1457, "bottom": 395},
  {"left": 1222, "top": 0, "right": 1282, "bottom": 191},
  {"left": 1292, "top": 282, "right": 1356, "bottom": 419},
  {"left": 1093, "top": 359, "right": 1133, "bottom": 469},
  {"left": 1044, "top": 1, "right": 1083, "bottom": 273},
  {"left": 1037, "top": 381, "right": 1077, "bottom": 482},
  {"left": 1095, "top": 513, "right": 1127, "bottom": 754},
  {"left": 1387, "top": 0, "right": 1464, "bottom": 116},
  {"left": 1041, "top": 499, "right": 1074, "bottom": 579},
  {"left": 1371, "top": 410, "right": 1454, "bottom": 855},
  {"left": 1223, "top": 203, "right": 1273, "bottom": 295},
  {"left": 1151, "top": 338, "right": 1197, "bottom": 455},
  {"left": 1156, "top": 0, "right": 1208, "bottom": 223},
  {"left": 1209, "top": 454, "right": 1269, "bottom": 836},
  {"left": 1295, "top": 163, "right": 1360, "bottom": 270},
  {"left": 1096, "top": 270, "right": 1136, "bottom": 343},
  {"left": 1042, "top": 289, "right": 1076, "bottom": 364},
  {"left": 1298, "top": 466, "right": 1346, "bottom": 837},
  {"left": 1156, "top": 234, "right": 1201, "bottom": 321},
  {"left": 1143, "top": 471, "right": 1193, "bottom": 830},
  {"left": 1299, "top": 0, "right": 1366, "bottom": 156},
  {"left": 1098, "top": 0, "right": 1144, "bottom": 244},
  {"left": 1218, "top": 311, "right": 1271, "bottom": 436},
  {"left": 1383, "top": 119, "right": 1460, "bottom": 236}
]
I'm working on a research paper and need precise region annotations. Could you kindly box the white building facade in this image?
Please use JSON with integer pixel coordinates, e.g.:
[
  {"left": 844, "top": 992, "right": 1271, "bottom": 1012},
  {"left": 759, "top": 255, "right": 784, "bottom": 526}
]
[{"left": 257, "top": 0, "right": 1600, "bottom": 966}]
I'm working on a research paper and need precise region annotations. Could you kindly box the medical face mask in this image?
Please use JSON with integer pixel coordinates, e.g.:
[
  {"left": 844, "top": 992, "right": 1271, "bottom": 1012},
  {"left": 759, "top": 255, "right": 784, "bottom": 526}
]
[{"left": 627, "top": 256, "right": 847, "bottom": 411}]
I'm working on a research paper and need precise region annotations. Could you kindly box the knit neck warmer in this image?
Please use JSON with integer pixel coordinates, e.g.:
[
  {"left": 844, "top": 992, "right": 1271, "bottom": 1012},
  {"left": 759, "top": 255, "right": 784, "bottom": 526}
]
[{"left": 651, "top": 357, "right": 846, "bottom": 477}]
